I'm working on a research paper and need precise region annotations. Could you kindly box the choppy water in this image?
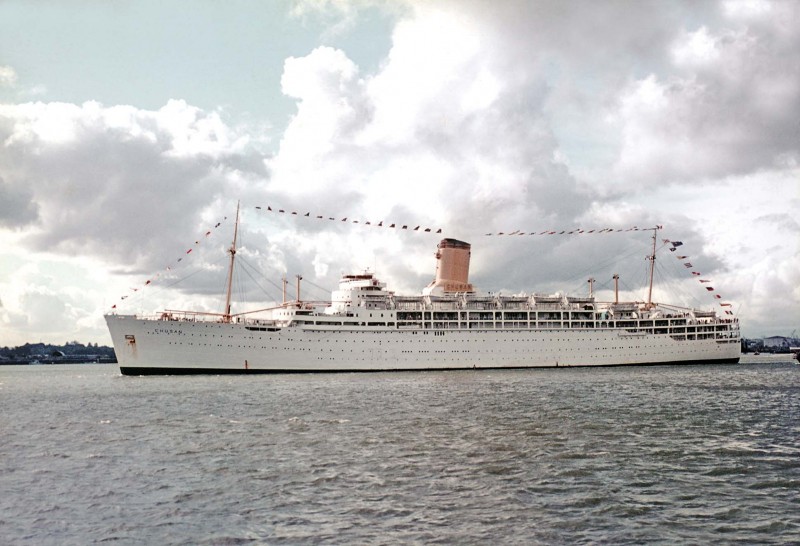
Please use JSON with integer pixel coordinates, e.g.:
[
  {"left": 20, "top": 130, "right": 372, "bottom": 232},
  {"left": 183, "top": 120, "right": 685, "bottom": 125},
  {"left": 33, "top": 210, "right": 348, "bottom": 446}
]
[{"left": 1, "top": 358, "right": 798, "bottom": 545}]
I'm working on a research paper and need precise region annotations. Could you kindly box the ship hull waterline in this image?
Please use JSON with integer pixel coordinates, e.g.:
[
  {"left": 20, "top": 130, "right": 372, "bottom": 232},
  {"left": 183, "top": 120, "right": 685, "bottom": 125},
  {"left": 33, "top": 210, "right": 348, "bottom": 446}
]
[{"left": 120, "top": 359, "right": 741, "bottom": 375}]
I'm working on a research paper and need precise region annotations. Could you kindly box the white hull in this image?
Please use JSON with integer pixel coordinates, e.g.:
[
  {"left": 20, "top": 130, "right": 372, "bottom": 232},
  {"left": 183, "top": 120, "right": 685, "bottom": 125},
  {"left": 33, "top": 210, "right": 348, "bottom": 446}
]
[{"left": 105, "top": 314, "right": 741, "bottom": 375}]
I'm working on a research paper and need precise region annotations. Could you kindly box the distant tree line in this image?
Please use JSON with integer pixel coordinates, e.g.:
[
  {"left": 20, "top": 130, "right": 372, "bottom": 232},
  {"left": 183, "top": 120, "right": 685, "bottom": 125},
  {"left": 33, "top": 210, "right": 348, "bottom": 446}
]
[{"left": 0, "top": 342, "right": 116, "bottom": 362}]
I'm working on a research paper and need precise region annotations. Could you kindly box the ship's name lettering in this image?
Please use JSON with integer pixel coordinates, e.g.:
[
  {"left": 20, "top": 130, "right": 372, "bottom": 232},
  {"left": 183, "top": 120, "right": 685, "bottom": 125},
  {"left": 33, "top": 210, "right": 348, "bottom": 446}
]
[{"left": 153, "top": 328, "right": 183, "bottom": 335}]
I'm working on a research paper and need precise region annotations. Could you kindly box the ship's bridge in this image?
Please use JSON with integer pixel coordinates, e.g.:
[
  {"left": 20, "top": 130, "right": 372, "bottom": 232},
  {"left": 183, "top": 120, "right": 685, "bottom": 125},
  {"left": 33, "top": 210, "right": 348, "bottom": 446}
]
[{"left": 325, "top": 272, "right": 393, "bottom": 314}]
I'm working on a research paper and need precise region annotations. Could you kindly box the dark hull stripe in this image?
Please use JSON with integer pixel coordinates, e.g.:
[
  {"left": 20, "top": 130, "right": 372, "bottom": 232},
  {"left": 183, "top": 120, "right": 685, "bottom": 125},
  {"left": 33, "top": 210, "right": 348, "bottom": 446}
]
[{"left": 120, "top": 358, "right": 741, "bottom": 376}]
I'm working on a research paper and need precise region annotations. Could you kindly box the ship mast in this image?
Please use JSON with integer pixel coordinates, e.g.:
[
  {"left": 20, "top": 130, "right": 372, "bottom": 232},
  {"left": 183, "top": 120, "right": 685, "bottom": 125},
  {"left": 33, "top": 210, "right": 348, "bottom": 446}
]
[
  {"left": 223, "top": 202, "right": 240, "bottom": 323},
  {"left": 645, "top": 226, "right": 660, "bottom": 309}
]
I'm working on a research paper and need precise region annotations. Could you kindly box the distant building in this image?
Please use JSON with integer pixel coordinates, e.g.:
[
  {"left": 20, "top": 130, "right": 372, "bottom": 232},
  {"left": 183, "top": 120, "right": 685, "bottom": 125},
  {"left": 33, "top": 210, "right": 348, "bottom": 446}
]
[{"left": 762, "top": 336, "right": 790, "bottom": 350}]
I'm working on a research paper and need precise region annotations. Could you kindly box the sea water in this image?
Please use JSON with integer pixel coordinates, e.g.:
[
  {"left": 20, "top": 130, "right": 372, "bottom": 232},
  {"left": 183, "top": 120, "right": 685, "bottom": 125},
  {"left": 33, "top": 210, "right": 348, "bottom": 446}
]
[{"left": 1, "top": 358, "right": 798, "bottom": 545}]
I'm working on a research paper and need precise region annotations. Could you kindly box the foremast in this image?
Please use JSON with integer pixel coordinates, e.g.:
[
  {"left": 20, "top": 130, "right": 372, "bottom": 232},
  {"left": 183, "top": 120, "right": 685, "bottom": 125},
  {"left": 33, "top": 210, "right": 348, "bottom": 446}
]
[{"left": 222, "top": 202, "right": 240, "bottom": 323}]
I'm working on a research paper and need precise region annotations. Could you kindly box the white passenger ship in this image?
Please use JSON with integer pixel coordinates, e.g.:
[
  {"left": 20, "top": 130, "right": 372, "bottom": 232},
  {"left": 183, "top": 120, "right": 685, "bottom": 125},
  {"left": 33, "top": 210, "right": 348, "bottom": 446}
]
[{"left": 105, "top": 211, "right": 741, "bottom": 375}]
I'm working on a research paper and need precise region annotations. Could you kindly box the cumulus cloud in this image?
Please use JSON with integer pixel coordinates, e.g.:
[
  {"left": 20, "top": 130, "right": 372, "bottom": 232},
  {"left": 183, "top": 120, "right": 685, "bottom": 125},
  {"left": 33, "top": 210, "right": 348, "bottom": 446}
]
[
  {"left": 271, "top": 6, "right": 588, "bottom": 240},
  {"left": 268, "top": 3, "right": 697, "bottom": 281},
  {"left": 614, "top": 1, "right": 800, "bottom": 185},
  {"left": 0, "top": 99, "right": 268, "bottom": 269}
]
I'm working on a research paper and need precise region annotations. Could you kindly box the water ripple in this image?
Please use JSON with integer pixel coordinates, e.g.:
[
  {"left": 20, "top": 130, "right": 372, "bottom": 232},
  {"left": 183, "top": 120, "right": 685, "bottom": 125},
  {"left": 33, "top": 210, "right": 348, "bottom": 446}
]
[{"left": 1, "top": 360, "right": 798, "bottom": 544}]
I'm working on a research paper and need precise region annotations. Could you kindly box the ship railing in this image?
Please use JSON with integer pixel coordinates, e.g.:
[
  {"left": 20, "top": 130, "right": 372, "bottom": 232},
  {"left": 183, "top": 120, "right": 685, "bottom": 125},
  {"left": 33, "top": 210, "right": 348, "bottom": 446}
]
[
  {"left": 566, "top": 296, "right": 595, "bottom": 304},
  {"left": 155, "top": 310, "right": 224, "bottom": 322},
  {"left": 608, "top": 303, "right": 638, "bottom": 312},
  {"left": 275, "top": 300, "right": 330, "bottom": 311},
  {"left": 463, "top": 296, "right": 495, "bottom": 310},
  {"left": 532, "top": 295, "right": 563, "bottom": 307},
  {"left": 497, "top": 296, "right": 529, "bottom": 310},
  {"left": 394, "top": 296, "right": 426, "bottom": 311},
  {"left": 530, "top": 302, "right": 564, "bottom": 311},
  {"left": 431, "top": 301, "right": 461, "bottom": 310},
  {"left": 425, "top": 295, "right": 462, "bottom": 310}
]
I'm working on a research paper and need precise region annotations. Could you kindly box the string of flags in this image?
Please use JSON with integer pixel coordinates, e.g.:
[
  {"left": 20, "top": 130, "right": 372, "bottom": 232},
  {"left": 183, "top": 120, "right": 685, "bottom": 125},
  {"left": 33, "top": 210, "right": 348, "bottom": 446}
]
[
  {"left": 482, "top": 225, "right": 662, "bottom": 236},
  {"left": 110, "top": 216, "right": 229, "bottom": 309},
  {"left": 255, "top": 205, "right": 442, "bottom": 234},
  {"left": 258, "top": 206, "right": 663, "bottom": 239},
  {"left": 664, "top": 239, "right": 734, "bottom": 315},
  {"left": 108, "top": 208, "right": 734, "bottom": 319}
]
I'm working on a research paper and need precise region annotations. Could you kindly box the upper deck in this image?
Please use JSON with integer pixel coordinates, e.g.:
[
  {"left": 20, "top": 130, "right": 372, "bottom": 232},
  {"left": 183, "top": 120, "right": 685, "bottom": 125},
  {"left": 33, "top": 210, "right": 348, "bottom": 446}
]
[
  {"left": 117, "top": 285, "right": 738, "bottom": 344},
  {"left": 113, "top": 265, "right": 739, "bottom": 343}
]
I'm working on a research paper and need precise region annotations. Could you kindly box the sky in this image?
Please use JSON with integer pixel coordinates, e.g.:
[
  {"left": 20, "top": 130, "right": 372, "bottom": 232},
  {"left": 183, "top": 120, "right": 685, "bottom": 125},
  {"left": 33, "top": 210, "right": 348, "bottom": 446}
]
[{"left": 0, "top": 0, "right": 798, "bottom": 346}]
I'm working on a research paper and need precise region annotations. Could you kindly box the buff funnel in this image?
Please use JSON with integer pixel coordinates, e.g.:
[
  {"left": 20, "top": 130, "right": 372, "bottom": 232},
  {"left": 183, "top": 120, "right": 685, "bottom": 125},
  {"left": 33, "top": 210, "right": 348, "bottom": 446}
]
[{"left": 423, "top": 238, "right": 475, "bottom": 295}]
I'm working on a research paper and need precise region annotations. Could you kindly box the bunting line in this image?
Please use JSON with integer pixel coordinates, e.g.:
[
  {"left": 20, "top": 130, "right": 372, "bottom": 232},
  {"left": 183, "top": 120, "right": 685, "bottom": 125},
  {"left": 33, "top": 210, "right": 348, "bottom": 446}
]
[
  {"left": 663, "top": 239, "right": 734, "bottom": 315},
  {"left": 481, "top": 224, "right": 663, "bottom": 236},
  {"left": 110, "top": 215, "right": 229, "bottom": 310},
  {"left": 254, "top": 205, "right": 443, "bottom": 234}
]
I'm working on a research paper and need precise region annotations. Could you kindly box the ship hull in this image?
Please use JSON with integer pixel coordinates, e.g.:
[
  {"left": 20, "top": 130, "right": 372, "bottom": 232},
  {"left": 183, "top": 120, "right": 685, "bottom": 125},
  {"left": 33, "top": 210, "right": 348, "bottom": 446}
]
[{"left": 106, "top": 315, "right": 741, "bottom": 375}]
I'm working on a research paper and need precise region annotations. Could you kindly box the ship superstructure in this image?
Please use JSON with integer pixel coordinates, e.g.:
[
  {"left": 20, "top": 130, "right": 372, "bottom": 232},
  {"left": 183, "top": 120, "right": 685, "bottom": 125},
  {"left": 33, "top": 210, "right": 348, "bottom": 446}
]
[{"left": 105, "top": 225, "right": 741, "bottom": 374}]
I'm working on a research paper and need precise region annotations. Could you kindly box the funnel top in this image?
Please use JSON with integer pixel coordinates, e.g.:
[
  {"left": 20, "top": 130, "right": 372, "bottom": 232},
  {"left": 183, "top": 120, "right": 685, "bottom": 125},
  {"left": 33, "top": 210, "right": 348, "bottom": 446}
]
[{"left": 439, "top": 238, "right": 470, "bottom": 249}]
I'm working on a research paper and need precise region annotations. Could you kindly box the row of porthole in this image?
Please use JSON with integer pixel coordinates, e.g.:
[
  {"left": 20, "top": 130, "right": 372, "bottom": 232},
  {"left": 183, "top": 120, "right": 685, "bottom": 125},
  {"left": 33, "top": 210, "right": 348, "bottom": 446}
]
[
  {"left": 169, "top": 342, "right": 699, "bottom": 357},
  {"left": 175, "top": 342, "right": 674, "bottom": 353},
  {"left": 169, "top": 339, "right": 707, "bottom": 351},
  {"left": 167, "top": 336, "right": 722, "bottom": 348},
  {"left": 167, "top": 342, "right": 716, "bottom": 358},
  {"left": 225, "top": 335, "right": 673, "bottom": 343}
]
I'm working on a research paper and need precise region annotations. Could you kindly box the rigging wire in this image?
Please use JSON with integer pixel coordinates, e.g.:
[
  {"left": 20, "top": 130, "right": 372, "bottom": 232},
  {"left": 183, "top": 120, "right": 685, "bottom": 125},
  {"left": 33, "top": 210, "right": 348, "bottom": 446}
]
[
  {"left": 134, "top": 253, "right": 230, "bottom": 311},
  {"left": 653, "top": 250, "right": 709, "bottom": 309},
  {"left": 564, "top": 237, "right": 658, "bottom": 296},
  {"left": 301, "top": 278, "right": 333, "bottom": 300},
  {"left": 236, "top": 257, "right": 283, "bottom": 303}
]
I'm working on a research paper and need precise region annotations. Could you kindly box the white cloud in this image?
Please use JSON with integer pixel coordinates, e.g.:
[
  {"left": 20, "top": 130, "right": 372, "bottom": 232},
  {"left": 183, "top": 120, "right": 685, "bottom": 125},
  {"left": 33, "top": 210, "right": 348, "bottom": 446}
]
[
  {"left": 0, "top": 100, "right": 268, "bottom": 261},
  {"left": 614, "top": 3, "right": 800, "bottom": 186},
  {"left": 266, "top": 8, "right": 588, "bottom": 297},
  {"left": 275, "top": 46, "right": 368, "bottom": 188},
  {"left": 672, "top": 27, "right": 720, "bottom": 66},
  {"left": 723, "top": 0, "right": 773, "bottom": 20},
  {"left": 0, "top": 65, "right": 17, "bottom": 87}
]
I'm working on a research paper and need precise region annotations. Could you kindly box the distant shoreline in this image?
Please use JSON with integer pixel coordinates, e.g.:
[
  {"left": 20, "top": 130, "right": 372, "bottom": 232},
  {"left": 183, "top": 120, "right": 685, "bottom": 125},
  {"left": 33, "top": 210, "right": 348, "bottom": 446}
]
[
  {"left": 0, "top": 357, "right": 117, "bottom": 365},
  {"left": 0, "top": 342, "right": 117, "bottom": 366}
]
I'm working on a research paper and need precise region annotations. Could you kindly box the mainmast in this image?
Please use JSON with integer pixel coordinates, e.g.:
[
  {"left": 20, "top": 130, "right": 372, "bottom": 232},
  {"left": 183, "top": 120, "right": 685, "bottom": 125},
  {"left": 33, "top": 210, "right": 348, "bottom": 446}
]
[
  {"left": 223, "top": 202, "right": 240, "bottom": 323},
  {"left": 645, "top": 226, "right": 660, "bottom": 309}
]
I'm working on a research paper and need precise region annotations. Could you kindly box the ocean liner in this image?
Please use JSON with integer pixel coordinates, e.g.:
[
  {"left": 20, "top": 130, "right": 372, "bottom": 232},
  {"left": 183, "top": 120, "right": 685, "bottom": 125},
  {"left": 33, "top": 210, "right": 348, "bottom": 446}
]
[{"left": 105, "top": 211, "right": 741, "bottom": 375}]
